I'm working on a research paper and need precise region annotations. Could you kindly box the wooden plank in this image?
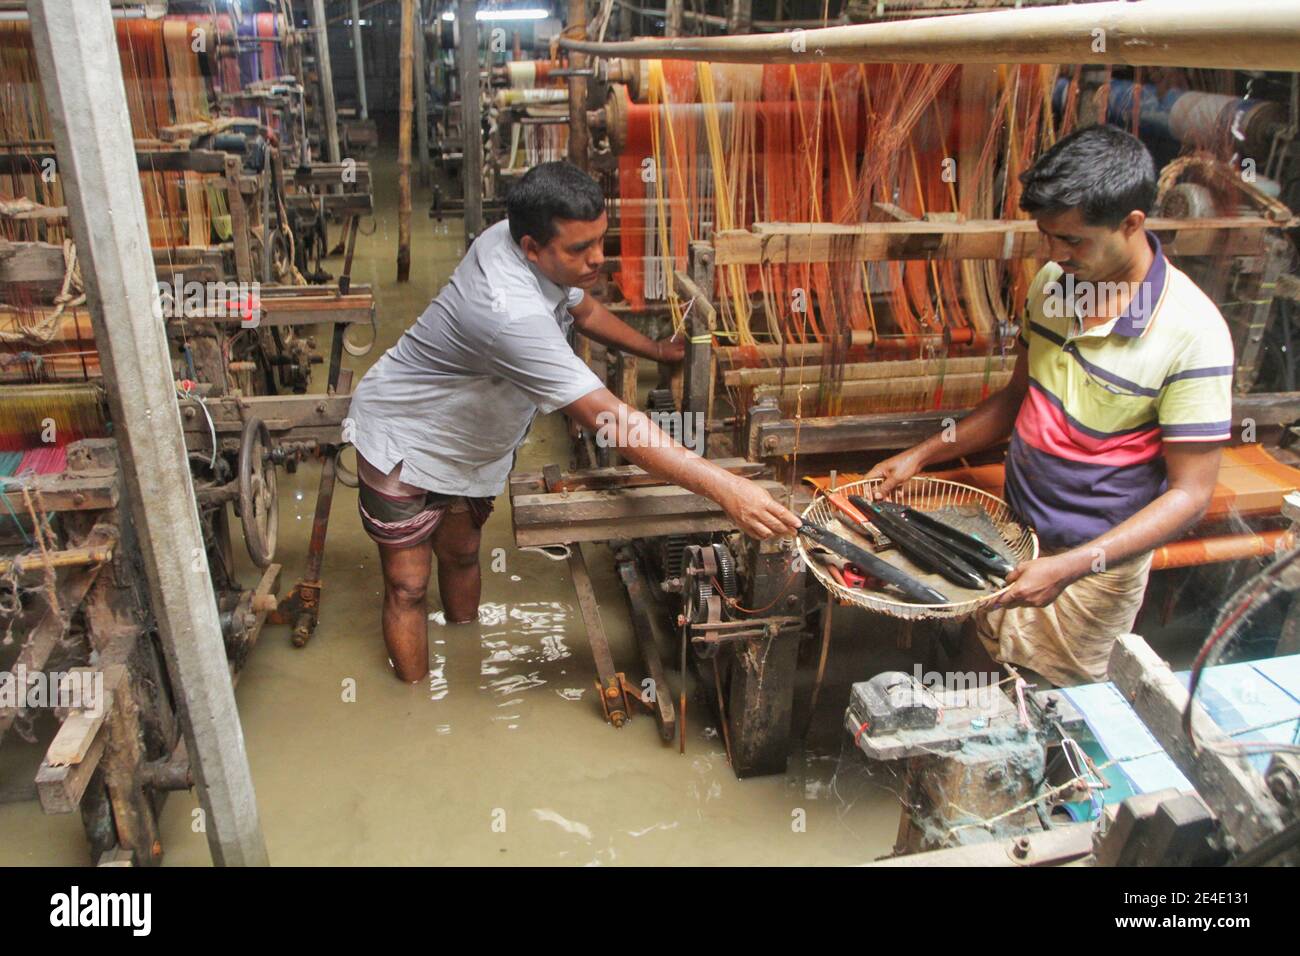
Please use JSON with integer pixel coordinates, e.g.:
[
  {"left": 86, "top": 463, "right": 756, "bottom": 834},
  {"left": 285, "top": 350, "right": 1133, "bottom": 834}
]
[
  {"left": 510, "top": 457, "right": 763, "bottom": 494},
  {"left": 293, "top": 162, "right": 373, "bottom": 189},
  {"left": 751, "top": 392, "right": 1300, "bottom": 457},
  {"left": 35, "top": 734, "right": 106, "bottom": 814},
  {"left": 179, "top": 394, "right": 352, "bottom": 437},
  {"left": 753, "top": 369, "right": 1013, "bottom": 405},
  {"left": 754, "top": 409, "right": 971, "bottom": 456},
  {"left": 1107, "top": 633, "right": 1288, "bottom": 854},
  {"left": 0, "top": 566, "right": 103, "bottom": 747},
  {"left": 0, "top": 148, "right": 229, "bottom": 175},
  {"left": 870, "top": 823, "right": 1095, "bottom": 867},
  {"left": 43, "top": 667, "right": 116, "bottom": 767},
  {"left": 0, "top": 241, "right": 224, "bottom": 285},
  {"left": 724, "top": 355, "right": 1014, "bottom": 388},
  {"left": 671, "top": 270, "right": 717, "bottom": 328},
  {"left": 566, "top": 544, "right": 625, "bottom": 726},
  {"left": 511, "top": 480, "right": 788, "bottom": 547},
  {"left": 713, "top": 218, "right": 1280, "bottom": 265}
]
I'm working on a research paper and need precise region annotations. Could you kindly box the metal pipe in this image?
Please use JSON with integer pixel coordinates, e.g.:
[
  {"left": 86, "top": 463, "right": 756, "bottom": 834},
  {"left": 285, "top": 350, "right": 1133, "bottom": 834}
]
[
  {"left": 562, "top": 0, "right": 1300, "bottom": 71},
  {"left": 350, "top": 0, "right": 368, "bottom": 121},
  {"left": 25, "top": 0, "right": 267, "bottom": 867}
]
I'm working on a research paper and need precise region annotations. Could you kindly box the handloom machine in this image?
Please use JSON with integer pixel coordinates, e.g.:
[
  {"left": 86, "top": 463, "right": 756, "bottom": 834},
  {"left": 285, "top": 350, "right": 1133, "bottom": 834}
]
[
  {"left": 505, "top": 1, "right": 1300, "bottom": 791},
  {"left": 845, "top": 488, "right": 1300, "bottom": 868},
  {"left": 0, "top": 0, "right": 373, "bottom": 863}
]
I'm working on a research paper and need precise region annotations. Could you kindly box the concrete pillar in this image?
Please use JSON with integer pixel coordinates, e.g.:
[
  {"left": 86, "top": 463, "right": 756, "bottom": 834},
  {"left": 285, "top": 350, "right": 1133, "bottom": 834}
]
[{"left": 25, "top": 0, "right": 268, "bottom": 867}]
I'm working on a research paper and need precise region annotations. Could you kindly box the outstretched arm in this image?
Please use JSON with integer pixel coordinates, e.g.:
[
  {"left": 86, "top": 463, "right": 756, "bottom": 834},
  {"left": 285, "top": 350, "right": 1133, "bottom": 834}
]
[
  {"left": 867, "top": 345, "right": 1030, "bottom": 497},
  {"left": 569, "top": 292, "right": 685, "bottom": 364},
  {"left": 562, "top": 387, "right": 801, "bottom": 541}
]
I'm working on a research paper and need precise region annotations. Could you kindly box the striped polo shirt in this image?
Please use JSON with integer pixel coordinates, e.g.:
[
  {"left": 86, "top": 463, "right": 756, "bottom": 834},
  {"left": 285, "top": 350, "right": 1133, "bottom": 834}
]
[{"left": 1003, "top": 233, "right": 1234, "bottom": 551}]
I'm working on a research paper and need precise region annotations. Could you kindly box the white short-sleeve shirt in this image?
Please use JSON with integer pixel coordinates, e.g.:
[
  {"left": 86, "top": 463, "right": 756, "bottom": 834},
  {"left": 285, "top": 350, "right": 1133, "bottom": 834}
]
[{"left": 346, "top": 219, "right": 604, "bottom": 497}]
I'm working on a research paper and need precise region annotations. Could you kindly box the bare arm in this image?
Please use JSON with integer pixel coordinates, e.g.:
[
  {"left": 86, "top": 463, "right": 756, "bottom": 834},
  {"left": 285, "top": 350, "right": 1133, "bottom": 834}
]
[
  {"left": 867, "top": 344, "right": 1030, "bottom": 497},
  {"left": 569, "top": 292, "right": 685, "bottom": 364},
  {"left": 562, "top": 387, "right": 801, "bottom": 540},
  {"left": 993, "top": 441, "right": 1222, "bottom": 608}
]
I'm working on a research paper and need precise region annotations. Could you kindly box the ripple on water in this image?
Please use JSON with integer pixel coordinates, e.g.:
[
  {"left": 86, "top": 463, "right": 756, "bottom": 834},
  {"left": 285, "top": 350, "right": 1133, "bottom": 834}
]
[{"left": 428, "top": 653, "right": 448, "bottom": 701}]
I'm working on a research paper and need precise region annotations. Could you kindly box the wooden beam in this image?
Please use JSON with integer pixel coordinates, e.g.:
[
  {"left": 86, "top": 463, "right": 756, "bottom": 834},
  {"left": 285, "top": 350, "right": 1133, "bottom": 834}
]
[
  {"left": 753, "top": 369, "right": 1013, "bottom": 405},
  {"left": 510, "top": 457, "right": 764, "bottom": 494},
  {"left": 0, "top": 241, "right": 225, "bottom": 286},
  {"left": 178, "top": 393, "right": 352, "bottom": 437},
  {"left": 671, "top": 269, "right": 718, "bottom": 329},
  {"left": 511, "top": 479, "right": 788, "bottom": 547},
  {"left": 454, "top": 0, "right": 483, "bottom": 241},
  {"left": 871, "top": 823, "right": 1095, "bottom": 867},
  {"left": 1107, "top": 633, "right": 1289, "bottom": 856},
  {"left": 723, "top": 355, "right": 1014, "bottom": 388},
  {"left": 712, "top": 218, "right": 1283, "bottom": 266},
  {"left": 750, "top": 392, "right": 1300, "bottom": 457},
  {"left": 0, "top": 566, "right": 103, "bottom": 748},
  {"left": 397, "top": 0, "right": 415, "bottom": 281},
  {"left": 0, "top": 148, "right": 230, "bottom": 175},
  {"left": 567, "top": 0, "right": 590, "bottom": 172},
  {"left": 559, "top": 0, "right": 1300, "bottom": 72}
]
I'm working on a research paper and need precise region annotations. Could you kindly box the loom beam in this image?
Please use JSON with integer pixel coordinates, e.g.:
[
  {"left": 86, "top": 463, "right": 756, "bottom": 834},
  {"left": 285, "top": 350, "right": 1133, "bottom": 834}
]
[{"left": 560, "top": 0, "right": 1300, "bottom": 71}]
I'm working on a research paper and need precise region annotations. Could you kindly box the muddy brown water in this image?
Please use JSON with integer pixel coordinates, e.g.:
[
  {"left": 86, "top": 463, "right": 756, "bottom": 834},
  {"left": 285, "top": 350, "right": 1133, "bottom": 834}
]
[{"left": 0, "top": 147, "right": 908, "bottom": 866}]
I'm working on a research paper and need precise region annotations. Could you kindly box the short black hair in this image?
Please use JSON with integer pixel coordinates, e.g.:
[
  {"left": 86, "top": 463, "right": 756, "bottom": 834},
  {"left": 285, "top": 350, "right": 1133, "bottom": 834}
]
[
  {"left": 1019, "top": 125, "right": 1156, "bottom": 228},
  {"left": 506, "top": 161, "right": 605, "bottom": 245}
]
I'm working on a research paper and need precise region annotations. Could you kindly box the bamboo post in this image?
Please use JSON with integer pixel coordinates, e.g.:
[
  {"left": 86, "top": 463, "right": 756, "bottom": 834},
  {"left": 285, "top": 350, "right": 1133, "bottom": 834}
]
[
  {"left": 727, "top": 0, "right": 752, "bottom": 34},
  {"left": 456, "top": 0, "right": 484, "bottom": 241},
  {"left": 308, "top": 0, "right": 341, "bottom": 164},
  {"left": 666, "top": 0, "right": 683, "bottom": 38},
  {"left": 397, "top": 0, "right": 414, "bottom": 282},
  {"left": 414, "top": 0, "right": 431, "bottom": 187},
  {"left": 350, "top": 0, "right": 368, "bottom": 121},
  {"left": 567, "top": 0, "right": 589, "bottom": 172}
]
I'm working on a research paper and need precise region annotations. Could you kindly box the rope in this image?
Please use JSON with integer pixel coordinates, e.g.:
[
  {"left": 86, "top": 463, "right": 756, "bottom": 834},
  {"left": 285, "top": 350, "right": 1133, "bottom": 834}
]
[{"left": 0, "top": 240, "right": 85, "bottom": 346}]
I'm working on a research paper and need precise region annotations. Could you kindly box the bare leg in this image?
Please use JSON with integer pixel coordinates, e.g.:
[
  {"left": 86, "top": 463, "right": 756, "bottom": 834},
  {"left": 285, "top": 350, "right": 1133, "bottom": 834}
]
[
  {"left": 431, "top": 508, "right": 484, "bottom": 624},
  {"left": 378, "top": 538, "right": 434, "bottom": 682}
]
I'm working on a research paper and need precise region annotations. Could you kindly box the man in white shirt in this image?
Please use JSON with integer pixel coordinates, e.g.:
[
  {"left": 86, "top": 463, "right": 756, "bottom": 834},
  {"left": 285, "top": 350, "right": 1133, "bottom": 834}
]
[{"left": 347, "top": 161, "right": 800, "bottom": 682}]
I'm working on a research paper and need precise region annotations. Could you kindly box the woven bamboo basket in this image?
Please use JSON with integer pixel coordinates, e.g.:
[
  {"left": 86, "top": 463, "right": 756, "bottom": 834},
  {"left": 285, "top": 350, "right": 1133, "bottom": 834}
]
[{"left": 799, "top": 476, "right": 1039, "bottom": 621}]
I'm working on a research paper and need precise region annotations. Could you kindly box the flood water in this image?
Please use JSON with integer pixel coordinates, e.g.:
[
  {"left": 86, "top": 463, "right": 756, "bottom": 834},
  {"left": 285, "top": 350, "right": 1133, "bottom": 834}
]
[{"left": 0, "top": 143, "right": 907, "bottom": 866}]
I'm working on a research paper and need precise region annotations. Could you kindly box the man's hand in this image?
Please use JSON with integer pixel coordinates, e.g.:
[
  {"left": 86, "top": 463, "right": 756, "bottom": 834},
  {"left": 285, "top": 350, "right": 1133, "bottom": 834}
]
[
  {"left": 716, "top": 474, "right": 803, "bottom": 541},
  {"left": 571, "top": 293, "right": 686, "bottom": 365},
  {"left": 654, "top": 334, "right": 685, "bottom": 364},
  {"left": 865, "top": 446, "right": 929, "bottom": 499},
  {"left": 562, "top": 388, "right": 802, "bottom": 542},
  {"left": 989, "top": 553, "right": 1086, "bottom": 609}
]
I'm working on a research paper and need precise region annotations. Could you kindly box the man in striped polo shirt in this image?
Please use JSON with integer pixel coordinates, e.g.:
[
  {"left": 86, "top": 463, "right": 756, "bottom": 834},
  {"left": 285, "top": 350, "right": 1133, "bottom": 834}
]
[{"left": 869, "top": 125, "right": 1233, "bottom": 686}]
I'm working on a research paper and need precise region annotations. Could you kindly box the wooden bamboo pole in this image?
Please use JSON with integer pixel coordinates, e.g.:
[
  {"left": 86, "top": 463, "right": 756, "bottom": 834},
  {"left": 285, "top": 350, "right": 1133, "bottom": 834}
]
[
  {"left": 397, "top": 0, "right": 414, "bottom": 282},
  {"left": 559, "top": 0, "right": 1300, "bottom": 71},
  {"left": 457, "top": 0, "right": 484, "bottom": 241},
  {"left": 665, "top": 0, "right": 683, "bottom": 38},
  {"left": 414, "top": 0, "right": 431, "bottom": 186},
  {"left": 567, "top": 0, "right": 590, "bottom": 171}
]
